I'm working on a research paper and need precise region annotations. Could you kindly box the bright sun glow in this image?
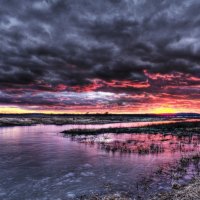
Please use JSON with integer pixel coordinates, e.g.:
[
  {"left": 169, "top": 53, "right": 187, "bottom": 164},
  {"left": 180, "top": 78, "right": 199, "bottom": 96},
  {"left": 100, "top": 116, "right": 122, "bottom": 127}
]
[
  {"left": 0, "top": 107, "right": 34, "bottom": 114},
  {"left": 152, "top": 107, "right": 177, "bottom": 114}
]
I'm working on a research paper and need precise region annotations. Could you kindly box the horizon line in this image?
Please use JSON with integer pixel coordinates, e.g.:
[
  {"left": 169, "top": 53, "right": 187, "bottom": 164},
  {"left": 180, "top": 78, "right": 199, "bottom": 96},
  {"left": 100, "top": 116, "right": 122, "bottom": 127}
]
[{"left": 0, "top": 112, "right": 199, "bottom": 115}]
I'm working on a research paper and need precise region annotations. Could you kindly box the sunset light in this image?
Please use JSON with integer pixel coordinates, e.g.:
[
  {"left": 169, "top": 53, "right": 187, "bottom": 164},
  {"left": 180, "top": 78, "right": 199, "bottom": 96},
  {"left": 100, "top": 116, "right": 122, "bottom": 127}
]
[
  {"left": 152, "top": 107, "right": 177, "bottom": 114},
  {"left": 0, "top": 1, "right": 200, "bottom": 200}
]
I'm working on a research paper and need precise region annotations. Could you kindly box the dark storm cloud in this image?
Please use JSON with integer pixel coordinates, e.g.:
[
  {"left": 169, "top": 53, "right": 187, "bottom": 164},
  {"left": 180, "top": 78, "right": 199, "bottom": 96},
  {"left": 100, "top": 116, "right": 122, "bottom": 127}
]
[{"left": 0, "top": 0, "right": 199, "bottom": 108}]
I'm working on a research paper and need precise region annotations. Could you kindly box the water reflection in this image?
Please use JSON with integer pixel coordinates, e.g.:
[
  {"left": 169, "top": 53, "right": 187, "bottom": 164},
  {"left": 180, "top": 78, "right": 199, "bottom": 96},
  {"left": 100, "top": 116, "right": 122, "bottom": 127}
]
[
  {"left": 0, "top": 123, "right": 199, "bottom": 200},
  {"left": 65, "top": 131, "right": 200, "bottom": 198},
  {"left": 68, "top": 133, "right": 200, "bottom": 155}
]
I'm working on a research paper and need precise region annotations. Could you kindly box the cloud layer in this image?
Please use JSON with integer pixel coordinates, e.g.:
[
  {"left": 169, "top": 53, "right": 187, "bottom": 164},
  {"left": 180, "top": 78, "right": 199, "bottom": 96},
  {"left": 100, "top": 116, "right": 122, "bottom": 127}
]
[{"left": 0, "top": 0, "right": 199, "bottom": 113}]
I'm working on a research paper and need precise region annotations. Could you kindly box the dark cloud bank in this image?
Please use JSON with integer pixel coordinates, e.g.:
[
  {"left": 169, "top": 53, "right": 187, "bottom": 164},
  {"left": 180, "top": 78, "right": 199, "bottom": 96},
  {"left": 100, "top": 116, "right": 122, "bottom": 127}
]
[{"left": 0, "top": 0, "right": 199, "bottom": 112}]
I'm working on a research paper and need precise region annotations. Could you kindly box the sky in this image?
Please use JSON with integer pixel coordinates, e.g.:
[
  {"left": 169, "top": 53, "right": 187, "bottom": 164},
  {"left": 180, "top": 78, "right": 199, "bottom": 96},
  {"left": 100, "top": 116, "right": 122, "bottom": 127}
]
[{"left": 0, "top": 0, "right": 200, "bottom": 114}]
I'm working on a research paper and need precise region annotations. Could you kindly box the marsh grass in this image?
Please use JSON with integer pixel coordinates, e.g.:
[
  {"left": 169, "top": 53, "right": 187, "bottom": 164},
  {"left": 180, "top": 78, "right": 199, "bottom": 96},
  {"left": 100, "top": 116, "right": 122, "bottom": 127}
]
[{"left": 61, "top": 121, "right": 200, "bottom": 136}]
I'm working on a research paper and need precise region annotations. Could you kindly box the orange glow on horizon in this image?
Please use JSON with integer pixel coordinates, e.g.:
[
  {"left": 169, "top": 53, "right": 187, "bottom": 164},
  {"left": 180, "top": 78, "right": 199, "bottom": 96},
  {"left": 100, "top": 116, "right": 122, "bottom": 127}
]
[
  {"left": 0, "top": 105, "right": 198, "bottom": 114},
  {"left": 151, "top": 107, "right": 177, "bottom": 114}
]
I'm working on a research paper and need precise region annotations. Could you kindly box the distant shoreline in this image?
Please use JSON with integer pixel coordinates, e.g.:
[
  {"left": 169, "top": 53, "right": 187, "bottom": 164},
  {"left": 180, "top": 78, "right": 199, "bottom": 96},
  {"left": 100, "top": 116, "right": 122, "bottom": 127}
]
[
  {"left": 0, "top": 113, "right": 200, "bottom": 117},
  {"left": 0, "top": 114, "right": 199, "bottom": 128}
]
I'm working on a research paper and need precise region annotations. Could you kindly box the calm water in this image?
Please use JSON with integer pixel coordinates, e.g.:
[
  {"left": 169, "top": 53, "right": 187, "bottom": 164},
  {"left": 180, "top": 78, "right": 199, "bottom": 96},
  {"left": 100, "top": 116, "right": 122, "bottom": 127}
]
[{"left": 0, "top": 121, "right": 199, "bottom": 200}]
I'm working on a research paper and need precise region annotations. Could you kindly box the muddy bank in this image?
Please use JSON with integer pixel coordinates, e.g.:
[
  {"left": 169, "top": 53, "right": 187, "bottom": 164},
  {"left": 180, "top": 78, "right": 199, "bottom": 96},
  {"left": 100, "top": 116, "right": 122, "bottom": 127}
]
[
  {"left": 150, "top": 178, "right": 200, "bottom": 200},
  {"left": 80, "top": 178, "right": 200, "bottom": 200},
  {"left": 84, "top": 178, "right": 200, "bottom": 200}
]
